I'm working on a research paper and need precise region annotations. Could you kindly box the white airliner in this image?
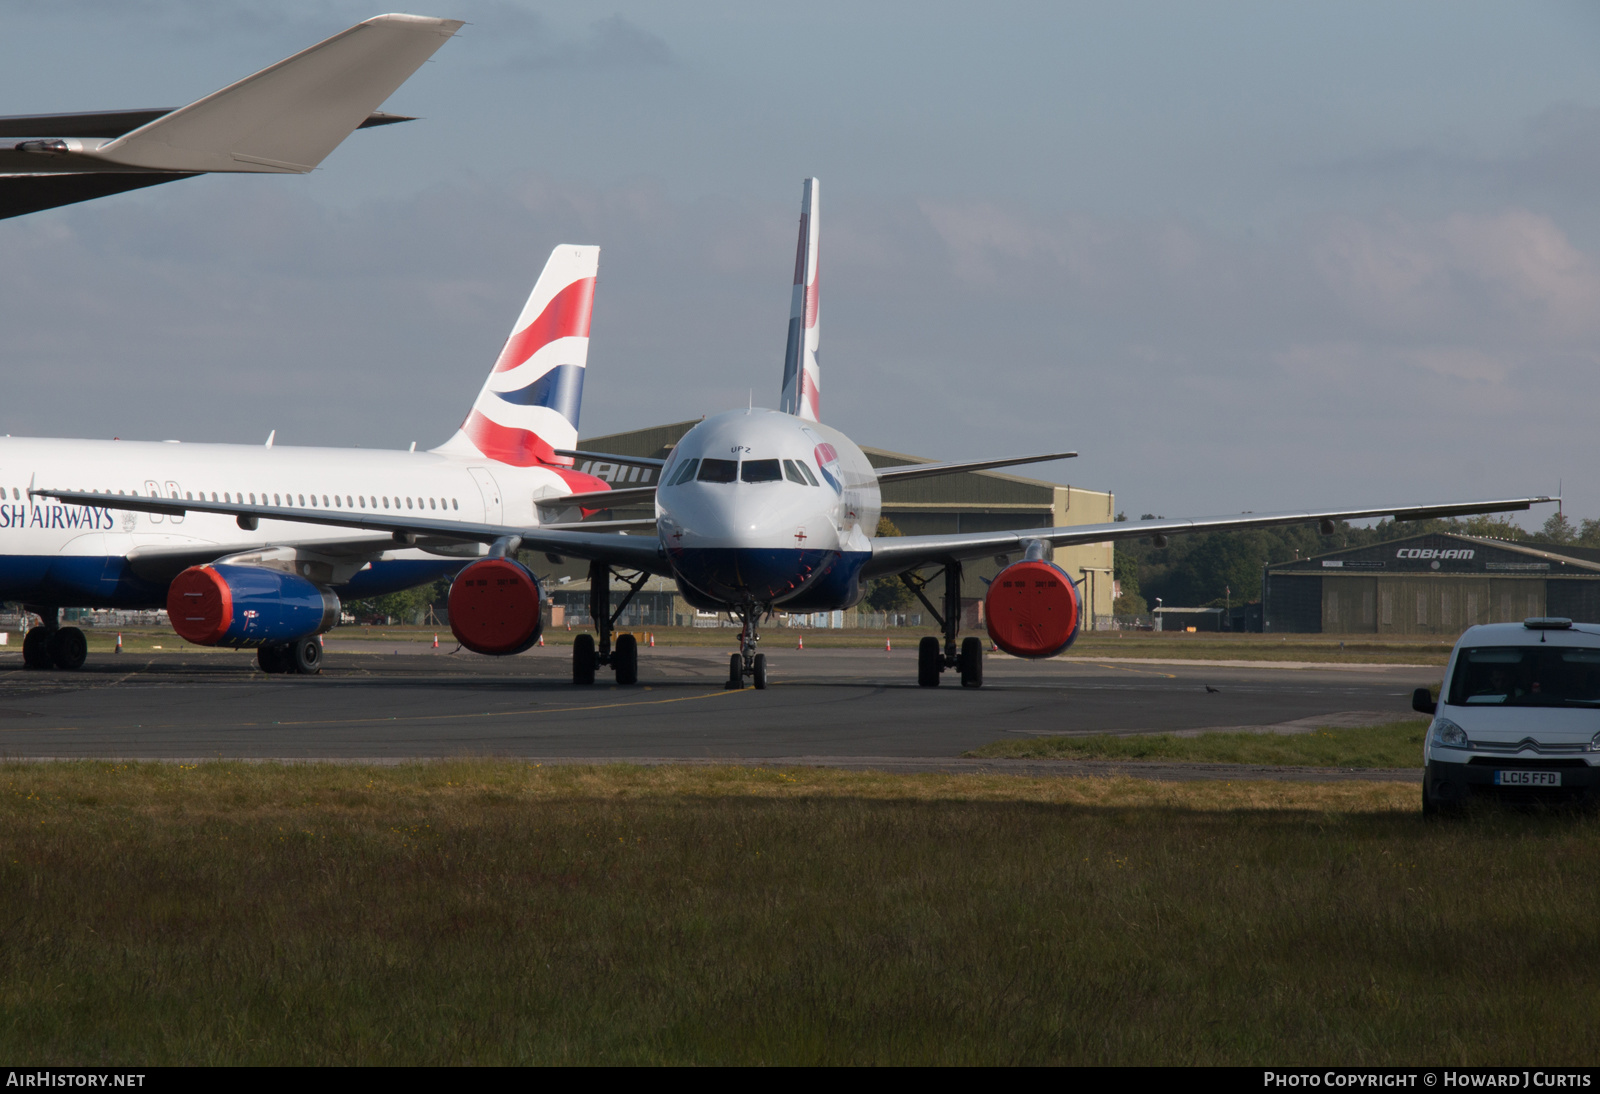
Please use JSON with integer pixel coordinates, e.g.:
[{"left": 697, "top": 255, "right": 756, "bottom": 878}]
[
  {"left": 0, "top": 14, "right": 462, "bottom": 220},
  {"left": 35, "top": 179, "right": 1551, "bottom": 689},
  {"left": 9, "top": 245, "right": 637, "bottom": 673}
]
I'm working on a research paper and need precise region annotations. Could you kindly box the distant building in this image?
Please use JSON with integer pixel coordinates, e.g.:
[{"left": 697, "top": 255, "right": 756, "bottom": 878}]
[
  {"left": 541, "top": 420, "right": 1119, "bottom": 627},
  {"left": 1263, "top": 533, "right": 1600, "bottom": 634},
  {"left": 1153, "top": 606, "right": 1225, "bottom": 632}
]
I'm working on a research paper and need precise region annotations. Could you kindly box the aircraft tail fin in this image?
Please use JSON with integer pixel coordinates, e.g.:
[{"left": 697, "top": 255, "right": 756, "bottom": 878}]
[
  {"left": 434, "top": 245, "right": 600, "bottom": 466},
  {"left": 91, "top": 14, "right": 461, "bottom": 174},
  {"left": 779, "top": 177, "right": 821, "bottom": 421}
]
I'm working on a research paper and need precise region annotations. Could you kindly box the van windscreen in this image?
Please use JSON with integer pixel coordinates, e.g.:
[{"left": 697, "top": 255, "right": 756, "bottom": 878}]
[{"left": 1447, "top": 646, "right": 1600, "bottom": 707}]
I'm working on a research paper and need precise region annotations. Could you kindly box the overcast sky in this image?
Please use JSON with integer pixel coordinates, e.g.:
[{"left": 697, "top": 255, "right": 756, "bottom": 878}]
[{"left": 5, "top": 1, "right": 1600, "bottom": 525}]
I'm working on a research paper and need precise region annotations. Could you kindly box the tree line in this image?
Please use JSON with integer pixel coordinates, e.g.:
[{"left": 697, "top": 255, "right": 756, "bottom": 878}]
[{"left": 1113, "top": 510, "right": 1588, "bottom": 615}]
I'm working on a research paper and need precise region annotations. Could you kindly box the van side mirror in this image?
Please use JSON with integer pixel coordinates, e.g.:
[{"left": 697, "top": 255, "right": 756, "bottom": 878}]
[{"left": 1412, "top": 687, "right": 1437, "bottom": 716}]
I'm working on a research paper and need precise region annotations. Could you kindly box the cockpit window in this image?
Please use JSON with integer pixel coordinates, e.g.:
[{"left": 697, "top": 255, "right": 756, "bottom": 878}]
[
  {"left": 783, "top": 460, "right": 808, "bottom": 485},
  {"left": 741, "top": 459, "right": 782, "bottom": 483},
  {"left": 696, "top": 458, "right": 738, "bottom": 484},
  {"left": 668, "top": 458, "right": 700, "bottom": 486},
  {"left": 794, "top": 460, "right": 821, "bottom": 487}
]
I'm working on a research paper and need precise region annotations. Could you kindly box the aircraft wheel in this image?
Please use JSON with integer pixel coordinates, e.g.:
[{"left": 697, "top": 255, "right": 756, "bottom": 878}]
[
  {"left": 49, "top": 627, "right": 88, "bottom": 671},
  {"left": 614, "top": 633, "right": 638, "bottom": 685},
  {"left": 917, "top": 636, "right": 941, "bottom": 688},
  {"left": 257, "top": 644, "right": 290, "bottom": 674},
  {"left": 753, "top": 653, "right": 767, "bottom": 690},
  {"left": 573, "top": 634, "right": 597, "bottom": 685},
  {"left": 288, "top": 636, "right": 323, "bottom": 675},
  {"left": 22, "top": 628, "right": 51, "bottom": 670},
  {"left": 726, "top": 653, "right": 744, "bottom": 690},
  {"left": 959, "top": 636, "right": 984, "bottom": 689}
]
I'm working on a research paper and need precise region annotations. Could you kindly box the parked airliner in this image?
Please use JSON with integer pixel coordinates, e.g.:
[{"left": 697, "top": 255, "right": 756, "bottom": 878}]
[
  {"left": 9, "top": 245, "right": 639, "bottom": 673},
  {"left": 37, "top": 179, "right": 1551, "bottom": 689}
]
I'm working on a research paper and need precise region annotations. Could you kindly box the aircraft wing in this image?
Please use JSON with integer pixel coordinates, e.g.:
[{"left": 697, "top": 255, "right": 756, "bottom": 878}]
[
  {"left": 121, "top": 535, "right": 402, "bottom": 584},
  {"left": 875, "top": 450, "right": 1077, "bottom": 483},
  {"left": 859, "top": 495, "right": 1556, "bottom": 578},
  {"left": 0, "top": 15, "right": 459, "bottom": 220},
  {"left": 34, "top": 488, "right": 674, "bottom": 576}
]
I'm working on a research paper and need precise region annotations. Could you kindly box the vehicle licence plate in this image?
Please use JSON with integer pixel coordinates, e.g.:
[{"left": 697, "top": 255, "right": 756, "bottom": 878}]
[{"left": 1494, "top": 770, "right": 1561, "bottom": 787}]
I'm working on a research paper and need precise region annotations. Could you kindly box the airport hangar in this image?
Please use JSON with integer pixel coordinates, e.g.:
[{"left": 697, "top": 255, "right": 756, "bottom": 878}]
[
  {"left": 1263, "top": 532, "right": 1600, "bottom": 634},
  {"left": 527, "top": 419, "right": 1116, "bottom": 630}
]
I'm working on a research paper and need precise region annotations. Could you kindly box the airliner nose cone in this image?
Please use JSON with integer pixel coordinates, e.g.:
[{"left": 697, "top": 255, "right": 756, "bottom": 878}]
[{"left": 669, "top": 546, "right": 836, "bottom": 603}]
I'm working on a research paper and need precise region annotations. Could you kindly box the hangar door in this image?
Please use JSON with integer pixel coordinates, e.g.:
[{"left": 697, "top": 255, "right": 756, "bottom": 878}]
[{"left": 1341, "top": 577, "right": 1546, "bottom": 636}]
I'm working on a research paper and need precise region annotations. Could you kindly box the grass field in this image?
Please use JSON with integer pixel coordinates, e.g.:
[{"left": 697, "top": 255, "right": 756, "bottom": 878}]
[
  {"left": 2, "top": 761, "right": 1597, "bottom": 1065},
  {"left": 51, "top": 625, "right": 1459, "bottom": 665},
  {"left": 968, "top": 719, "right": 1431, "bottom": 768}
]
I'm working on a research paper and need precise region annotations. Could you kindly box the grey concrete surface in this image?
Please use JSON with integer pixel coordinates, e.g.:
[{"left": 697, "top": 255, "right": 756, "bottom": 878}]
[{"left": 0, "top": 645, "right": 1437, "bottom": 768}]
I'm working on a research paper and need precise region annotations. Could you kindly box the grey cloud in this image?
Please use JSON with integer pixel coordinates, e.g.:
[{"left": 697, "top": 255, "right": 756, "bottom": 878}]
[
  {"left": 0, "top": 174, "right": 1589, "bottom": 523},
  {"left": 503, "top": 15, "right": 674, "bottom": 71}
]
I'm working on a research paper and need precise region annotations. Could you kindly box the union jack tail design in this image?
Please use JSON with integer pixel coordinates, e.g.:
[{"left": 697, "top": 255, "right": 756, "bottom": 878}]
[
  {"left": 434, "top": 245, "right": 598, "bottom": 465},
  {"left": 779, "top": 178, "right": 820, "bottom": 422}
]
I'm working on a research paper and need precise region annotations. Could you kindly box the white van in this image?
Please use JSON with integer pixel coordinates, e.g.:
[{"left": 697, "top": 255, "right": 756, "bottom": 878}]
[{"left": 1416, "top": 618, "right": 1600, "bottom": 813}]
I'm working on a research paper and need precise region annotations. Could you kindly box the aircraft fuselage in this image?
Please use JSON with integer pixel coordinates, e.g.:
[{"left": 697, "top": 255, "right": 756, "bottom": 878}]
[{"left": 656, "top": 409, "right": 881, "bottom": 613}]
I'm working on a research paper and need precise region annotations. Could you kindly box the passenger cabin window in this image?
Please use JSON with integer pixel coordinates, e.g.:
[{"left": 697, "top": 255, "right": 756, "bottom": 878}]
[
  {"left": 741, "top": 459, "right": 782, "bottom": 483},
  {"left": 696, "top": 459, "right": 738, "bottom": 484}
]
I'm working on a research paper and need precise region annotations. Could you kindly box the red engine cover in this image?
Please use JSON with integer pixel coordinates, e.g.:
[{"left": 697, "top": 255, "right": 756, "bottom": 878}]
[
  {"left": 448, "top": 557, "right": 544, "bottom": 655},
  {"left": 167, "top": 565, "right": 232, "bottom": 646},
  {"left": 984, "top": 560, "right": 1080, "bottom": 659}
]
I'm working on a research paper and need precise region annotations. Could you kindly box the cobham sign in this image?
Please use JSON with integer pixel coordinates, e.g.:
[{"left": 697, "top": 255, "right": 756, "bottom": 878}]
[{"left": 1396, "top": 548, "right": 1475, "bottom": 561}]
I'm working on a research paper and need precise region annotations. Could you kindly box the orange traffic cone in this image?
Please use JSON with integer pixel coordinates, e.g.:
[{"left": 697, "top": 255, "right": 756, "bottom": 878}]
[
  {"left": 538, "top": 634, "right": 545, "bottom": 647},
  {"left": 648, "top": 633, "right": 655, "bottom": 648},
  {"left": 115, "top": 633, "right": 123, "bottom": 654},
  {"left": 991, "top": 641, "right": 999, "bottom": 652},
  {"left": 797, "top": 634, "right": 804, "bottom": 650},
  {"left": 432, "top": 634, "right": 439, "bottom": 649},
  {"left": 885, "top": 637, "right": 892, "bottom": 654}
]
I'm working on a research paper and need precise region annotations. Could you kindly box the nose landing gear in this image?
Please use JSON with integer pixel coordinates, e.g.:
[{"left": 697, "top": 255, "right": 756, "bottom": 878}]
[
  {"left": 724, "top": 601, "right": 769, "bottom": 690},
  {"left": 901, "top": 562, "right": 983, "bottom": 688}
]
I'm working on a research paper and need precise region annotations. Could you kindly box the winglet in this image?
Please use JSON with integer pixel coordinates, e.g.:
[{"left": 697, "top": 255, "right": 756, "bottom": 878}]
[{"left": 90, "top": 14, "right": 462, "bottom": 174}]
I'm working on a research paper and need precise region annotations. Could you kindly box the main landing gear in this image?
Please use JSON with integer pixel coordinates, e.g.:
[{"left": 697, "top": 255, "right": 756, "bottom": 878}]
[
  {"left": 901, "top": 563, "right": 983, "bottom": 689},
  {"left": 724, "top": 601, "right": 769, "bottom": 691},
  {"left": 257, "top": 637, "right": 323, "bottom": 675},
  {"left": 20, "top": 606, "right": 87, "bottom": 672},
  {"left": 572, "top": 559, "right": 648, "bottom": 686}
]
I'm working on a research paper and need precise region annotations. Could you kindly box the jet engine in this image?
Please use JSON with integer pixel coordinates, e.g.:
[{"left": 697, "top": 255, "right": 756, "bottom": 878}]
[
  {"left": 168, "top": 563, "right": 340, "bottom": 647},
  {"left": 447, "top": 557, "right": 544, "bottom": 655},
  {"left": 984, "top": 559, "right": 1081, "bottom": 659}
]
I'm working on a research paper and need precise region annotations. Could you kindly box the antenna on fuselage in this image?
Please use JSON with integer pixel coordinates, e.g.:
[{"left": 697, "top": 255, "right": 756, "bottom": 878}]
[{"left": 264, "top": 430, "right": 275, "bottom": 448}]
